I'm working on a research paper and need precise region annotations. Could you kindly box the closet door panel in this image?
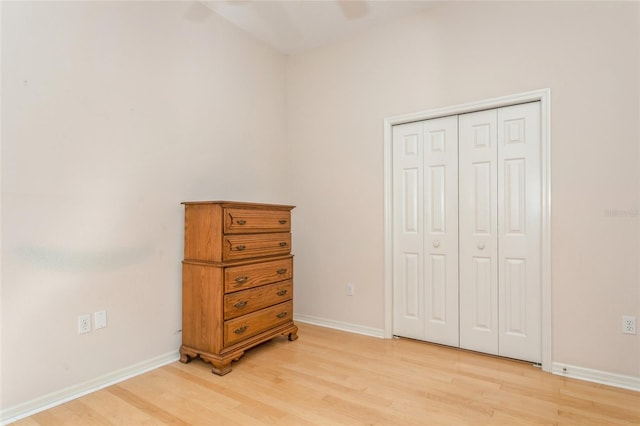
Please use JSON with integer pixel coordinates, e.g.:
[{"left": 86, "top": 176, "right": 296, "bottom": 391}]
[
  {"left": 497, "top": 102, "right": 541, "bottom": 363},
  {"left": 459, "top": 110, "right": 499, "bottom": 355},
  {"left": 392, "top": 122, "right": 425, "bottom": 339},
  {"left": 424, "top": 116, "right": 459, "bottom": 347}
]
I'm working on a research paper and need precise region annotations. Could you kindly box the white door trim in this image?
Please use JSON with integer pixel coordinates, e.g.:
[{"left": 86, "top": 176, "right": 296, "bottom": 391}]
[{"left": 383, "top": 88, "right": 552, "bottom": 371}]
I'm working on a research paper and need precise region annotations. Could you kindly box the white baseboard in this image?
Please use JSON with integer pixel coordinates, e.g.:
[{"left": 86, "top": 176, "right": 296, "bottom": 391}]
[
  {"left": 294, "top": 313, "right": 385, "bottom": 338},
  {"left": 1, "top": 350, "right": 180, "bottom": 425},
  {"left": 552, "top": 362, "right": 640, "bottom": 392}
]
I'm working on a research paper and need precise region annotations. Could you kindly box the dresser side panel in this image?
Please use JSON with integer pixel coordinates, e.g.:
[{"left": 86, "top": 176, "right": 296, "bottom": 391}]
[
  {"left": 182, "top": 263, "right": 224, "bottom": 354},
  {"left": 184, "top": 204, "right": 223, "bottom": 262}
]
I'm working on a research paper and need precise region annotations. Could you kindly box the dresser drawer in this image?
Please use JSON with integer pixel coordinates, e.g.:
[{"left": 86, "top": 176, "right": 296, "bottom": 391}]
[
  {"left": 225, "top": 258, "right": 293, "bottom": 292},
  {"left": 224, "top": 280, "right": 293, "bottom": 320},
  {"left": 223, "top": 233, "right": 291, "bottom": 261},
  {"left": 224, "top": 208, "right": 291, "bottom": 234},
  {"left": 224, "top": 301, "right": 293, "bottom": 346}
]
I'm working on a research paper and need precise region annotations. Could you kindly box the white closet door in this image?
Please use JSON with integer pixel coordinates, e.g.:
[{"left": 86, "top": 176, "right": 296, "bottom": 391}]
[
  {"left": 392, "top": 102, "right": 542, "bottom": 363},
  {"left": 392, "top": 122, "right": 425, "bottom": 339},
  {"left": 423, "top": 116, "right": 459, "bottom": 346},
  {"left": 497, "top": 102, "right": 541, "bottom": 363},
  {"left": 393, "top": 117, "right": 459, "bottom": 344},
  {"left": 459, "top": 110, "right": 499, "bottom": 355}
]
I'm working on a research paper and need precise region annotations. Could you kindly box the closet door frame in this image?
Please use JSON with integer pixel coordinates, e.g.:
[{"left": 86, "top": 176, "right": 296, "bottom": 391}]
[{"left": 383, "top": 89, "right": 552, "bottom": 372}]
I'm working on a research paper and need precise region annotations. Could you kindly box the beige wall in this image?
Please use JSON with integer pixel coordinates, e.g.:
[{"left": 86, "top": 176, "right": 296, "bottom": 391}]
[
  {"left": 287, "top": 1, "right": 640, "bottom": 377},
  {"left": 1, "top": 1, "right": 288, "bottom": 409}
]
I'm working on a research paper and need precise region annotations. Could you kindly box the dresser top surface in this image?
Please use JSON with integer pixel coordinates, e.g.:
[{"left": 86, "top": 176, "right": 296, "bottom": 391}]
[{"left": 181, "top": 200, "right": 295, "bottom": 210}]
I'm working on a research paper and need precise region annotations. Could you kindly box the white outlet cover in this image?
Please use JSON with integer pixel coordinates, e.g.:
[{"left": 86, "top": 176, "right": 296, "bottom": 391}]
[
  {"left": 623, "top": 316, "right": 636, "bottom": 335},
  {"left": 94, "top": 310, "right": 107, "bottom": 330},
  {"left": 78, "top": 314, "right": 91, "bottom": 334}
]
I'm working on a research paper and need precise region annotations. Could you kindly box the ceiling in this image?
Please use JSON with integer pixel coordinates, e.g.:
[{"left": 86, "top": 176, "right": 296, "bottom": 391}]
[{"left": 201, "top": 1, "right": 436, "bottom": 55}]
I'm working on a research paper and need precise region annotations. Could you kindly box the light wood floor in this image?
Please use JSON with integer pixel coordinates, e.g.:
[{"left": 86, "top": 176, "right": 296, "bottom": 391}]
[{"left": 15, "top": 323, "right": 640, "bottom": 425}]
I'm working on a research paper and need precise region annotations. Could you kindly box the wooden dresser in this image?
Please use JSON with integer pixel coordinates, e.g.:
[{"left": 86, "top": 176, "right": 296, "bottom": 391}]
[{"left": 179, "top": 201, "right": 298, "bottom": 375}]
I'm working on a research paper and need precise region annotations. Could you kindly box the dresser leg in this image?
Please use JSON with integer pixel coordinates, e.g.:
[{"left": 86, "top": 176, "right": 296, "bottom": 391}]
[
  {"left": 179, "top": 346, "right": 196, "bottom": 363},
  {"left": 210, "top": 361, "right": 233, "bottom": 376},
  {"left": 200, "top": 350, "right": 245, "bottom": 376},
  {"left": 288, "top": 325, "right": 299, "bottom": 341}
]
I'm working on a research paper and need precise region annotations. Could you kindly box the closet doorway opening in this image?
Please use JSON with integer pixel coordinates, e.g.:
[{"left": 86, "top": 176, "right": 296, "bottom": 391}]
[{"left": 383, "top": 89, "right": 551, "bottom": 371}]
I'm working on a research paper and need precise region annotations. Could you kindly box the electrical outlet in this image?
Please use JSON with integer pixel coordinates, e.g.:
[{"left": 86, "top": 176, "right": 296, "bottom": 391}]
[
  {"left": 78, "top": 314, "right": 91, "bottom": 334},
  {"left": 623, "top": 316, "right": 636, "bottom": 335},
  {"left": 94, "top": 310, "right": 107, "bottom": 330},
  {"left": 346, "top": 283, "right": 354, "bottom": 296}
]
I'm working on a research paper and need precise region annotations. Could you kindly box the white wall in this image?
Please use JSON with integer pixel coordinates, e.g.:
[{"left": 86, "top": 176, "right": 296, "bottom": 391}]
[
  {"left": 1, "top": 1, "right": 288, "bottom": 409},
  {"left": 287, "top": 1, "right": 640, "bottom": 378}
]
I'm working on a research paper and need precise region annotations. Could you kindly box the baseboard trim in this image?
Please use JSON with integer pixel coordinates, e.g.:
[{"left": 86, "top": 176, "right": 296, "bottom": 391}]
[
  {"left": 552, "top": 362, "right": 640, "bottom": 392},
  {"left": 1, "top": 350, "right": 180, "bottom": 425},
  {"left": 294, "top": 313, "right": 385, "bottom": 338}
]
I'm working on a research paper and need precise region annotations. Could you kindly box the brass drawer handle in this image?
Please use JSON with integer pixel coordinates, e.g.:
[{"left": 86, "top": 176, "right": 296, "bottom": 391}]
[
  {"left": 277, "top": 312, "right": 288, "bottom": 319},
  {"left": 279, "top": 219, "right": 287, "bottom": 224},
  {"left": 235, "top": 276, "right": 249, "bottom": 284},
  {"left": 277, "top": 289, "right": 288, "bottom": 296},
  {"left": 234, "top": 325, "right": 248, "bottom": 334},
  {"left": 234, "top": 300, "right": 248, "bottom": 309},
  {"left": 236, "top": 245, "right": 246, "bottom": 251},
  {"left": 237, "top": 219, "right": 246, "bottom": 225},
  {"left": 276, "top": 268, "right": 287, "bottom": 275},
  {"left": 279, "top": 242, "right": 288, "bottom": 247}
]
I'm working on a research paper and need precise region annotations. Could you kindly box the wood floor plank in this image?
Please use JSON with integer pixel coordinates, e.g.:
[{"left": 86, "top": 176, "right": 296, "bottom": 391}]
[
  {"left": 106, "top": 385, "right": 191, "bottom": 425},
  {"left": 14, "top": 323, "right": 640, "bottom": 425}
]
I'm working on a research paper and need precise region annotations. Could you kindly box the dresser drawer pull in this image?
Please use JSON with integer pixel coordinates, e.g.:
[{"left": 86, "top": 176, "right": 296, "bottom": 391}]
[
  {"left": 236, "top": 245, "right": 246, "bottom": 251},
  {"left": 235, "top": 276, "right": 249, "bottom": 284},
  {"left": 234, "top": 300, "right": 248, "bottom": 309},
  {"left": 276, "top": 268, "right": 287, "bottom": 275},
  {"left": 279, "top": 242, "right": 288, "bottom": 247},
  {"left": 277, "top": 289, "right": 288, "bottom": 296},
  {"left": 234, "top": 325, "right": 248, "bottom": 334},
  {"left": 277, "top": 312, "right": 288, "bottom": 319},
  {"left": 279, "top": 219, "right": 287, "bottom": 224},
  {"left": 237, "top": 219, "right": 247, "bottom": 225}
]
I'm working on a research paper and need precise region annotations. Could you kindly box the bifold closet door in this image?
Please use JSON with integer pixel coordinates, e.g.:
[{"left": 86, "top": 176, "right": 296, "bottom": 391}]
[
  {"left": 392, "top": 116, "right": 459, "bottom": 346},
  {"left": 496, "top": 103, "right": 541, "bottom": 363},
  {"left": 392, "top": 102, "right": 541, "bottom": 364},
  {"left": 458, "top": 103, "right": 541, "bottom": 363},
  {"left": 392, "top": 121, "right": 424, "bottom": 340},
  {"left": 459, "top": 110, "right": 500, "bottom": 356}
]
